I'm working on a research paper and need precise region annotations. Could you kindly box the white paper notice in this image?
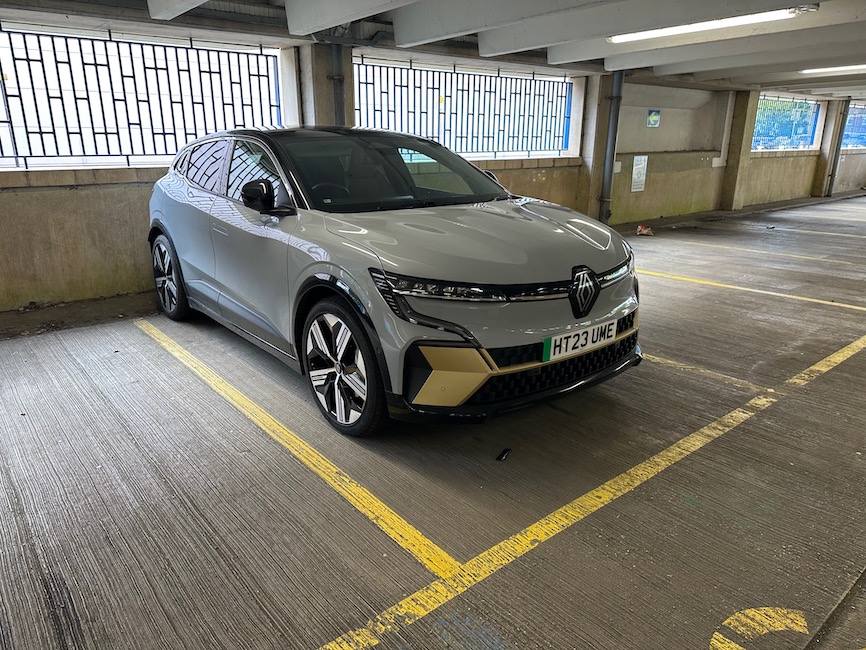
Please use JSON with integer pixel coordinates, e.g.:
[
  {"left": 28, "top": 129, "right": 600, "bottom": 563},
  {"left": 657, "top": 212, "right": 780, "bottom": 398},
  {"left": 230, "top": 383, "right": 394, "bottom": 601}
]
[{"left": 632, "top": 155, "right": 648, "bottom": 192}]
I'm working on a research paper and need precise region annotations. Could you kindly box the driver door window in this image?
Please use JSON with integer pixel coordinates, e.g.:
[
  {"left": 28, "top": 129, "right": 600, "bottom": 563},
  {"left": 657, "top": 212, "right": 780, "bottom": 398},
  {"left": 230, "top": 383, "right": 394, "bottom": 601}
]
[{"left": 227, "top": 140, "right": 284, "bottom": 202}]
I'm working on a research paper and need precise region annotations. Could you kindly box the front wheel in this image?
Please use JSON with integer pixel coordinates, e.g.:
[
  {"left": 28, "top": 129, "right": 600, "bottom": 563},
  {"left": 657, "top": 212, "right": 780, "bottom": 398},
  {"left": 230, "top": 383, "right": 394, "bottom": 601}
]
[
  {"left": 302, "top": 298, "right": 387, "bottom": 437},
  {"left": 151, "top": 234, "right": 192, "bottom": 321}
]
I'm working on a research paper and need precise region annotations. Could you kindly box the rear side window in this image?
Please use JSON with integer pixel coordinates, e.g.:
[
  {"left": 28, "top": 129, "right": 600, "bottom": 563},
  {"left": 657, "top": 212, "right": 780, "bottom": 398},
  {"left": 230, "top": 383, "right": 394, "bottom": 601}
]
[
  {"left": 186, "top": 139, "right": 229, "bottom": 192},
  {"left": 173, "top": 149, "right": 190, "bottom": 174},
  {"left": 227, "top": 140, "right": 283, "bottom": 201}
]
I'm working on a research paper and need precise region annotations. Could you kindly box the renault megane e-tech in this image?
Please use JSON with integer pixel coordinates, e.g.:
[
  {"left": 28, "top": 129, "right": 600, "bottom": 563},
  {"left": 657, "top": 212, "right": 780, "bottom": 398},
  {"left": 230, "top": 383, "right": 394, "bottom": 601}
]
[{"left": 149, "top": 127, "right": 641, "bottom": 436}]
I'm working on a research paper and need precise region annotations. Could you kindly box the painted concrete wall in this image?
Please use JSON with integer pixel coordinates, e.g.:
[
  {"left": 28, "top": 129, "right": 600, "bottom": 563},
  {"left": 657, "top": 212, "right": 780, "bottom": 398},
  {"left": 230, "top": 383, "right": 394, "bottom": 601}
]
[
  {"left": 741, "top": 152, "right": 819, "bottom": 206},
  {"left": 835, "top": 150, "right": 866, "bottom": 193},
  {"left": 610, "top": 152, "right": 724, "bottom": 225},
  {"left": 607, "top": 84, "right": 730, "bottom": 224},
  {"left": 475, "top": 158, "right": 583, "bottom": 211},
  {"left": 619, "top": 85, "right": 726, "bottom": 154},
  {"left": 0, "top": 168, "right": 164, "bottom": 312}
]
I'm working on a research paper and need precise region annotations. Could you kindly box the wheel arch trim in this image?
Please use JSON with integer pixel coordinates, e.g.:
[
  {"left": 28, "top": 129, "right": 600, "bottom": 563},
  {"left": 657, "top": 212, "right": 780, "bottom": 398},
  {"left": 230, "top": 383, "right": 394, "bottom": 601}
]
[{"left": 294, "top": 274, "right": 393, "bottom": 393}]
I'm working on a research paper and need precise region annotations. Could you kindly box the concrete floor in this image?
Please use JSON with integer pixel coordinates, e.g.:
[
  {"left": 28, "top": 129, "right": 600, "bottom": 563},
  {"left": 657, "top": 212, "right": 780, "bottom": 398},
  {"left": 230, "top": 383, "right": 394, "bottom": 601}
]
[{"left": 1, "top": 197, "right": 865, "bottom": 649}]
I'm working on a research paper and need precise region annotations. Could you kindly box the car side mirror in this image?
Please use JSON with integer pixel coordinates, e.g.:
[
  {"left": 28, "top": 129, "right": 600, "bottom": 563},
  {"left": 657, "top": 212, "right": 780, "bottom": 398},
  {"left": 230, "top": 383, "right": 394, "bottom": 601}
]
[
  {"left": 483, "top": 169, "right": 499, "bottom": 183},
  {"left": 241, "top": 178, "right": 298, "bottom": 217},
  {"left": 242, "top": 179, "right": 276, "bottom": 213}
]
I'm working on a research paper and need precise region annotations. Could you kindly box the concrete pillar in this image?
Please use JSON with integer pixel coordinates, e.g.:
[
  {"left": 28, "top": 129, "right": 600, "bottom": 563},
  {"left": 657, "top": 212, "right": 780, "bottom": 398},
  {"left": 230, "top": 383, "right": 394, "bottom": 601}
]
[
  {"left": 577, "top": 74, "right": 612, "bottom": 219},
  {"left": 812, "top": 99, "right": 848, "bottom": 198},
  {"left": 297, "top": 43, "right": 355, "bottom": 127},
  {"left": 720, "top": 90, "right": 759, "bottom": 211},
  {"left": 278, "top": 47, "right": 302, "bottom": 127}
]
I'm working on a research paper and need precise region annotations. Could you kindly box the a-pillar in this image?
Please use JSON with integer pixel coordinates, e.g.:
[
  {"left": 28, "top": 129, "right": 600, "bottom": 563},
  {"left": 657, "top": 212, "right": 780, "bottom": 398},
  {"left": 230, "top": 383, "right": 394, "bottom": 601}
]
[
  {"left": 720, "top": 90, "right": 759, "bottom": 211},
  {"left": 297, "top": 43, "right": 355, "bottom": 127}
]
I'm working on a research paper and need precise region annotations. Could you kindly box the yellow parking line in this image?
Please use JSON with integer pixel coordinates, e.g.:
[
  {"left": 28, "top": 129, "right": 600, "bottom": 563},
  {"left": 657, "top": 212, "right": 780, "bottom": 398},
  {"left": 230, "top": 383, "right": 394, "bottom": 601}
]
[
  {"left": 320, "top": 395, "right": 779, "bottom": 649},
  {"left": 637, "top": 269, "right": 866, "bottom": 313},
  {"left": 322, "top": 331, "right": 866, "bottom": 649},
  {"left": 643, "top": 353, "right": 770, "bottom": 393},
  {"left": 135, "top": 319, "right": 461, "bottom": 580},
  {"left": 722, "top": 607, "right": 809, "bottom": 639},
  {"left": 663, "top": 240, "right": 853, "bottom": 265},
  {"left": 785, "top": 333, "right": 866, "bottom": 387}
]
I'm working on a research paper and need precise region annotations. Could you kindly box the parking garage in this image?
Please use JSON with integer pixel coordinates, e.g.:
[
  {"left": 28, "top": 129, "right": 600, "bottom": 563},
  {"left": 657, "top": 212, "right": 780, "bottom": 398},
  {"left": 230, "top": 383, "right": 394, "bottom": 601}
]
[{"left": 1, "top": 1, "right": 865, "bottom": 649}]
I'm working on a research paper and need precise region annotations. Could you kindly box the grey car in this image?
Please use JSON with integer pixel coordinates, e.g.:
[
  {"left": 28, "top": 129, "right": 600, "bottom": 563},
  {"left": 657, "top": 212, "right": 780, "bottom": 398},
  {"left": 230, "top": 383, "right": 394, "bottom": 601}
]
[{"left": 149, "top": 127, "right": 641, "bottom": 436}]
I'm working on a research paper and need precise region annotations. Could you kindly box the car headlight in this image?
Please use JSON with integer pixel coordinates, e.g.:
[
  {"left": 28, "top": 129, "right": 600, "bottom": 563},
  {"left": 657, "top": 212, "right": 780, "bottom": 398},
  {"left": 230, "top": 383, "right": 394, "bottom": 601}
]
[
  {"left": 623, "top": 241, "right": 635, "bottom": 274},
  {"left": 369, "top": 268, "right": 482, "bottom": 343},
  {"left": 370, "top": 269, "right": 507, "bottom": 302}
]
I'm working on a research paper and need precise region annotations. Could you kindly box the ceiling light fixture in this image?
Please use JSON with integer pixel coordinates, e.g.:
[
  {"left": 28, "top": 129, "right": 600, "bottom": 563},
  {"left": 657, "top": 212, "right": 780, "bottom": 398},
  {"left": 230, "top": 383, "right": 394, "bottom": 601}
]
[
  {"left": 800, "top": 64, "right": 866, "bottom": 74},
  {"left": 607, "top": 5, "right": 818, "bottom": 44}
]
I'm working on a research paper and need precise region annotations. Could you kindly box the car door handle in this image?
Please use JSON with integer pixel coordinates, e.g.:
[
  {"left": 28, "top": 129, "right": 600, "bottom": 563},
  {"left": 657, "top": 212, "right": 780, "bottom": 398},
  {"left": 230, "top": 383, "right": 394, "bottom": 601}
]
[{"left": 212, "top": 224, "right": 228, "bottom": 236}]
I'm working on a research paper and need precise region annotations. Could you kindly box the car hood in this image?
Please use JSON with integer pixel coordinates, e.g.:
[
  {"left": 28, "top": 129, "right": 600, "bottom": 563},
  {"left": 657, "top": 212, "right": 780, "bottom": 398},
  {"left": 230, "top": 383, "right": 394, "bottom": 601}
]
[{"left": 324, "top": 199, "right": 628, "bottom": 283}]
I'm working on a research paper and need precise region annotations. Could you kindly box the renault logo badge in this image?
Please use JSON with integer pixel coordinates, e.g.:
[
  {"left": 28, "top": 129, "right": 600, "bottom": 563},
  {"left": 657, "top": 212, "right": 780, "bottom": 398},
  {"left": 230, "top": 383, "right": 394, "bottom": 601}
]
[{"left": 569, "top": 267, "right": 599, "bottom": 318}]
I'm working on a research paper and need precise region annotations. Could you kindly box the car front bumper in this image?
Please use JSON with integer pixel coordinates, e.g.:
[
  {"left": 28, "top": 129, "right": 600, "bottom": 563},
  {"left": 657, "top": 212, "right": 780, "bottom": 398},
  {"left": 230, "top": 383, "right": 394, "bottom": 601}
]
[{"left": 385, "top": 316, "right": 641, "bottom": 423}]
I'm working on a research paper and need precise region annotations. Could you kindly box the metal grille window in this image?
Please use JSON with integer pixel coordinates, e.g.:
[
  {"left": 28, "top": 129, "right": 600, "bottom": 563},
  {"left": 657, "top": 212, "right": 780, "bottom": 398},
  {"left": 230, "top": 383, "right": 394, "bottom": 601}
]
[
  {"left": 0, "top": 27, "right": 281, "bottom": 169},
  {"left": 752, "top": 95, "right": 822, "bottom": 151},
  {"left": 354, "top": 57, "right": 573, "bottom": 158},
  {"left": 841, "top": 103, "right": 866, "bottom": 149}
]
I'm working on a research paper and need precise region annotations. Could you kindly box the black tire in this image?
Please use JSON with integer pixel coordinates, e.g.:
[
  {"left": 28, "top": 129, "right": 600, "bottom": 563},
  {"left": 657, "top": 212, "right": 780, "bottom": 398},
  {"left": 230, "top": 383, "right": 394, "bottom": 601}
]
[
  {"left": 302, "top": 297, "right": 388, "bottom": 437},
  {"left": 151, "top": 234, "right": 192, "bottom": 321}
]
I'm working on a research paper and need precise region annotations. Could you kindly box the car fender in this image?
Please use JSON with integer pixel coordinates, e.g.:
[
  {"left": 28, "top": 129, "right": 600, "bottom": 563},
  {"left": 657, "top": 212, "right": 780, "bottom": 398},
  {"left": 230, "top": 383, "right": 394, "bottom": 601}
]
[{"left": 293, "top": 271, "right": 393, "bottom": 393}]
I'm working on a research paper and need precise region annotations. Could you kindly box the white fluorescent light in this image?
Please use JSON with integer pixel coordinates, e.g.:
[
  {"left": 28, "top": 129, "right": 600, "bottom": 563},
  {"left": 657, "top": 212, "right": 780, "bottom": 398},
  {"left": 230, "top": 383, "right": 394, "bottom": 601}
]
[
  {"left": 800, "top": 64, "right": 866, "bottom": 74},
  {"left": 607, "top": 7, "right": 806, "bottom": 44}
]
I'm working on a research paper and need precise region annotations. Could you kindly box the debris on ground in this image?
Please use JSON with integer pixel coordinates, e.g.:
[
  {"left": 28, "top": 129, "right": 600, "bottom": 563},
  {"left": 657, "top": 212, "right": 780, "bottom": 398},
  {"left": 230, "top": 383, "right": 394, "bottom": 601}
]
[
  {"left": 496, "top": 448, "right": 511, "bottom": 461},
  {"left": 636, "top": 224, "right": 654, "bottom": 236}
]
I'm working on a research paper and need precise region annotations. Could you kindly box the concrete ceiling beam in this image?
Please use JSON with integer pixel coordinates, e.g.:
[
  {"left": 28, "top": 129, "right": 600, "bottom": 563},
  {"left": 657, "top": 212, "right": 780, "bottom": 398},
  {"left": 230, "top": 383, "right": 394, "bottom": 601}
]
[
  {"left": 548, "top": 0, "right": 866, "bottom": 65},
  {"left": 740, "top": 73, "right": 866, "bottom": 88},
  {"left": 477, "top": 0, "right": 799, "bottom": 57},
  {"left": 284, "top": 0, "right": 418, "bottom": 35},
  {"left": 390, "top": 0, "right": 622, "bottom": 48},
  {"left": 655, "top": 40, "right": 866, "bottom": 77},
  {"left": 605, "top": 22, "right": 866, "bottom": 71},
  {"left": 147, "top": 0, "right": 208, "bottom": 21}
]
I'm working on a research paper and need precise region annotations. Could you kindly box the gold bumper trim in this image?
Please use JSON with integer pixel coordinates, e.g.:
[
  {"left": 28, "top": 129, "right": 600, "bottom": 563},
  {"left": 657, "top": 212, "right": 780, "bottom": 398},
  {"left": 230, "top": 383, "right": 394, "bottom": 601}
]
[{"left": 411, "top": 311, "right": 639, "bottom": 408}]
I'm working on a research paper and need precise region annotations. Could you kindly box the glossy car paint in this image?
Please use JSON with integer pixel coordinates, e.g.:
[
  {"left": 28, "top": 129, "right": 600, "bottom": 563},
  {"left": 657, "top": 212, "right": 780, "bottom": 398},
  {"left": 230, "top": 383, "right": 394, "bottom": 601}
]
[{"left": 149, "top": 127, "right": 639, "bottom": 422}]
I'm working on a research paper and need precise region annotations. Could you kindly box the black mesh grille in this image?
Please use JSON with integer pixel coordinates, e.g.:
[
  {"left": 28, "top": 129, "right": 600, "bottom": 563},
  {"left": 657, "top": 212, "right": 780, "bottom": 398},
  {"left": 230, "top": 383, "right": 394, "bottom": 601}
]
[
  {"left": 487, "top": 342, "right": 544, "bottom": 368},
  {"left": 616, "top": 311, "right": 636, "bottom": 334},
  {"left": 468, "top": 332, "right": 638, "bottom": 405},
  {"left": 487, "top": 311, "right": 637, "bottom": 369}
]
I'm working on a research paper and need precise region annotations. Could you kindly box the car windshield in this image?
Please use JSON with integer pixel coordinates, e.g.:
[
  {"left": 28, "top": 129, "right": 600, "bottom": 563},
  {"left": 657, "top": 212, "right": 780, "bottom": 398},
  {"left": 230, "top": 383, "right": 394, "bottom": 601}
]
[{"left": 271, "top": 131, "right": 510, "bottom": 213}]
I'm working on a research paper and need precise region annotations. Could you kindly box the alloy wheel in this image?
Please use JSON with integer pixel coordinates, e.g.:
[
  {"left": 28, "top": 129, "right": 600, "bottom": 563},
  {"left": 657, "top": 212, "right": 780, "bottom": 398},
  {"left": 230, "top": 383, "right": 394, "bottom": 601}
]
[
  {"left": 305, "top": 313, "right": 368, "bottom": 425},
  {"left": 152, "top": 241, "right": 179, "bottom": 313}
]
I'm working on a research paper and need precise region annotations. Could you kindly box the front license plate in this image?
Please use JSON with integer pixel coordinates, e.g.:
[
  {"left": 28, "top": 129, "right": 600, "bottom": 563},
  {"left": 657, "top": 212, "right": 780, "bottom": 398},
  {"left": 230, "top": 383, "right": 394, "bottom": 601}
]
[{"left": 542, "top": 319, "right": 617, "bottom": 362}]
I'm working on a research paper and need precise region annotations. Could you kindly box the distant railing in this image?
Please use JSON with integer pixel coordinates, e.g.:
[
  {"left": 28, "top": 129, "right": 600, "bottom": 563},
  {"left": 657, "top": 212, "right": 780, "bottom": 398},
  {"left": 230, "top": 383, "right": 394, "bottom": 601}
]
[
  {"left": 751, "top": 95, "right": 821, "bottom": 151},
  {"left": 0, "top": 27, "right": 281, "bottom": 169},
  {"left": 842, "top": 103, "right": 866, "bottom": 149},
  {"left": 354, "top": 56, "right": 573, "bottom": 158}
]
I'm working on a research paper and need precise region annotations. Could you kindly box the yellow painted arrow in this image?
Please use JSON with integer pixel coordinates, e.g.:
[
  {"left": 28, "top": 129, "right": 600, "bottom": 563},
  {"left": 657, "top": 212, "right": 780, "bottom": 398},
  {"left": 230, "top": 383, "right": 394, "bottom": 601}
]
[{"left": 710, "top": 607, "right": 808, "bottom": 649}]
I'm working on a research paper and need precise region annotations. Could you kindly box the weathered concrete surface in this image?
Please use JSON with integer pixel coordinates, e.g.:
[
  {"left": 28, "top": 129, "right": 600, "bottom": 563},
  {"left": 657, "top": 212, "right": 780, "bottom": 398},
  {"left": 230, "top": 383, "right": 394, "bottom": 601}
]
[
  {"left": 835, "top": 150, "right": 866, "bottom": 193},
  {"left": 610, "top": 151, "right": 724, "bottom": 224},
  {"left": 0, "top": 168, "right": 166, "bottom": 312},
  {"left": 0, "top": 292, "right": 157, "bottom": 341},
  {"left": 743, "top": 152, "right": 820, "bottom": 207},
  {"left": 1, "top": 196, "right": 865, "bottom": 648},
  {"left": 476, "top": 158, "right": 583, "bottom": 211}
]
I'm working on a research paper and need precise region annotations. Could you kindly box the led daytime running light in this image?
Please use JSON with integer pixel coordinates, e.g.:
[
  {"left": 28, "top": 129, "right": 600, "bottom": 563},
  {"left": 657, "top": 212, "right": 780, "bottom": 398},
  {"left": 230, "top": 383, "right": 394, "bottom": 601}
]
[{"left": 373, "top": 270, "right": 508, "bottom": 302}]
